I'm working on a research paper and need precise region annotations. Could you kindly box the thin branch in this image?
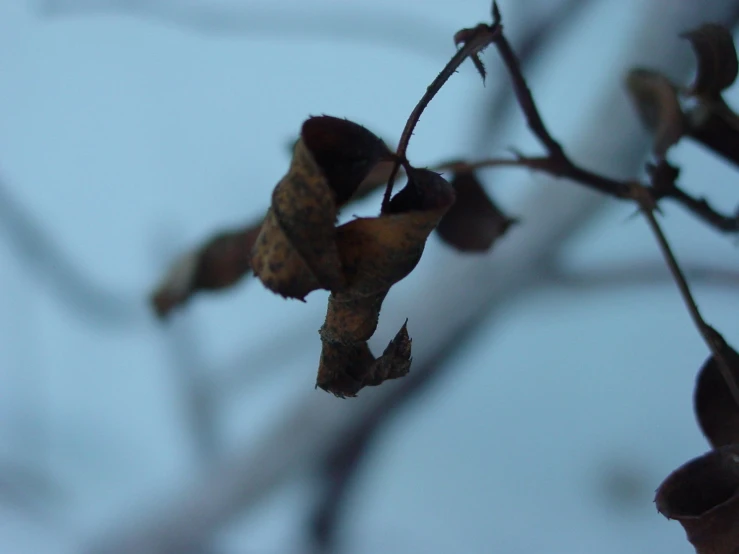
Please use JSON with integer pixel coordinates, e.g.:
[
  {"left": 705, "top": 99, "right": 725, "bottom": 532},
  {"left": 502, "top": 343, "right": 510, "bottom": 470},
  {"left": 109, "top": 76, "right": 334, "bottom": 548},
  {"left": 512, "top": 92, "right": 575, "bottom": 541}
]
[
  {"left": 667, "top": 185, "right": 739, "bottom": 232},
  {"left": 465, "top": 8, "right": 739, "bottom": 235},
  {"left": 479, "top": 6, "right": 739, "bottom": 405},
  {"left": 475, "top": 0, "right": 592, "bottom": 147},
  {"left": 633, "top": 185, "right": 739, "bottom": 407},
  {"left": 381, "top": 21, "right": 501, "bottom": 209},
  {"left": 436, "top": 156, "right": 739, "bottom": 234}
]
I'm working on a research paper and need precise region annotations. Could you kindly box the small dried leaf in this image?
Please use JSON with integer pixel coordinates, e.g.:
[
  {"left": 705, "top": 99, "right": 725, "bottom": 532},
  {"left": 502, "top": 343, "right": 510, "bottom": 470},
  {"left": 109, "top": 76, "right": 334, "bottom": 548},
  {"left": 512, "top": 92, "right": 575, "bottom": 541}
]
[
  {"left": 436, "top": 171, "right": 517, "bottom": 252},
  {"left": 254, "top": 117, "right": 455, "bottom": 396},
  {"left": 252, "top": 116, "right": 391, "bottom": 300},
  {"left": 316, "top": 168, "right": 455, "bottom": 397},
  {"left": 354, "top": 159, "right": 405, "bottom": 201},
  {"left": 656, "top": 445, "right": 739, "bottom": 554},
  {"left": 694, "top": 343, "right": 739, "bottom": 448},
  {"left": 625, "top": 68, "right": 685, "bottom": 158},
  {"left": 682, "top": 23, "right": 739, "bottom": 98},
  {"left": 151, "top": 224, "right": 262, "bottom": 318},
  {"left": 684, "top": 99, "right": 739, "bottom": 168}
]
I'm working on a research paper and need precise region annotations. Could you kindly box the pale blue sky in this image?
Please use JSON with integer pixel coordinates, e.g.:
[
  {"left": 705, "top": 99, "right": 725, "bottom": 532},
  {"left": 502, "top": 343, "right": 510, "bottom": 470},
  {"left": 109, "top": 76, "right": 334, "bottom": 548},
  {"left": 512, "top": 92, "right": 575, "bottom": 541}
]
[{"left": 0, "top": 0, "right": 737, "bottom": 552}]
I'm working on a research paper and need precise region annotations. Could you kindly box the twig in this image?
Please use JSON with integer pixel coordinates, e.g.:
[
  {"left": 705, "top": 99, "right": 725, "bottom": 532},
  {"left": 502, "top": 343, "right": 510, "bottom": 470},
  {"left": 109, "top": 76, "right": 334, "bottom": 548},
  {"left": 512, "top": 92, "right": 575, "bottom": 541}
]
[
  {"left": 633, "top": 184, "right": 739, "bottom": 406},
  {"left": 479, "top": 6, "right": 739, "bottom": 404},
  {"left": 667, "top": 186, "right": 739, "bottom": 232},
  {"left": 462, "top": 9, "right": 739, "bottom": 236},
  {"left": 434, "top": 156, "right": 739, "bottom": 235},
  {"left": 474, "top": 0, "right": 592, "bottom": 147},
  {"left": 381, "top": 20, "right": 502, "bottom": 209}
]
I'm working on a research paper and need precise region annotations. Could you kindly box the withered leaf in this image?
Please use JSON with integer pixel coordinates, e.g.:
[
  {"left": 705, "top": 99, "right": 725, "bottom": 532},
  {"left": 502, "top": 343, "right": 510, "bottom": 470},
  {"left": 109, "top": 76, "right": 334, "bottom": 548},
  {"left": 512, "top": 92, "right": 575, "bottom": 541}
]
[
  {"left": 694, "top": 343, "right": 739, "bottom": 448},
  {"left": 625, "top": 68, "right": 685, "bottom": 158},
  {"left": 684, "top": 98, "right": 739, "bottom": 168},
  {"left": 436, "top": 170, "right": 517, "bottom": 252},
  {"left": 286, "top": 137, "right": 401, "bottom": 199},
  {"left": 252, "top": 116, "right": 391, "bottom": 300},
  {"left": 656, "top": 445, "right": 739, "bottom": 554},
  {"left": 682, "top": 23, "right": 739, "bottom": 98},
  {"left": 317, "top": 168, "right": 455, "bottom": 397},
  {"left": 151, "top": 224, "right": 262, "bottom": 318}
]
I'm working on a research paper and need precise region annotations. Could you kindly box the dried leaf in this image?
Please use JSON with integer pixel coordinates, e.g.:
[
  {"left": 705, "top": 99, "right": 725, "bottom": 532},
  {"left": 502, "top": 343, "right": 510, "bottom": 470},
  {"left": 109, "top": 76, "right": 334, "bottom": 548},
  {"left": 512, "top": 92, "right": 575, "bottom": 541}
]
[
  {"left": 355, "top": 158, "right": 404, "bottom": 199},
  {"left": 684, "top": 99, "right": 739, "bottom": 168},
  {"left": 286, "top": 136, "right": 401, "bottom": 198},
  {"left": 251, "top": 116, "right": 391, "bottom": 300},
  {"left": 436, "top": 170, "right": 517, "bottom": 252},
  {"left": 694, "top": 344, "right": 739, "bottom": 448},
  {"left": 682, "top": 23, "right": 739, "bottom": 98},
  {"left": 625, "top": 68, "right": 685, "bottom": 158},
  {"left": 656, "top": 445, "right": 739, "bottom": 554},
  {"left": 151, "top": 224, "right": 262, "bottom": 318},
  {"left": 254, "top": 117, "right": 455, "bottom": 396},
  {"left": 317, "top": 168, "right": 455, "bottom": 397}
]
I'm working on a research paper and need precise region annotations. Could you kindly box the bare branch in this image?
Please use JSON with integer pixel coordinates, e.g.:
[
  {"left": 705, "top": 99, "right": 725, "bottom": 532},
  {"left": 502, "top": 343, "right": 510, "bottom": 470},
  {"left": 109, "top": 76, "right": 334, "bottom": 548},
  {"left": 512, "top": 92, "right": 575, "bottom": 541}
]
[
  {"left": 381, "top": 20, "right": 501, "bottom": 209},
  {"left": 0, "top": 177, "right": 138, "bottom": 327},
  {"left": 634, "top": 184, "right": 739, "bottom": 407},
  {"left": 547, "top": 261, "right": 739, "bottom": 291}
]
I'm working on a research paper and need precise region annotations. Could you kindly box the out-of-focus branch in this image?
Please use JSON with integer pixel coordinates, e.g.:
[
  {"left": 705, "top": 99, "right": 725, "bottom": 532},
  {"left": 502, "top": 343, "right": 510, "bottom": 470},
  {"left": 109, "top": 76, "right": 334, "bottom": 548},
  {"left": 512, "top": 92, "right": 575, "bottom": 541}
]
[
  {"left": 37, "top": 0, "right": 451, "bottom": 60},
  {"left": 546, "top": 261, "right": 739, "bottom": 291},
  {"left": 0, "top": 178, "right": 138, "bottom": 327},
  {"left": 160, "top": 311, "right": 220, "bottom": 466}
]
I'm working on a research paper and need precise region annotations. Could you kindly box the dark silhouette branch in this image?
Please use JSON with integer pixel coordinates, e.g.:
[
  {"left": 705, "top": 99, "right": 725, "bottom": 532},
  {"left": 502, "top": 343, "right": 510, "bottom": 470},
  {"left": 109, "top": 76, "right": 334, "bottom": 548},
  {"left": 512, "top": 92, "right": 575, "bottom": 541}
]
[
  {"left": 634, "top": 186, "right": 739, "bottom": 407},
  {"left": 381, "top": 17, "right": 502, "bottom": 210}
]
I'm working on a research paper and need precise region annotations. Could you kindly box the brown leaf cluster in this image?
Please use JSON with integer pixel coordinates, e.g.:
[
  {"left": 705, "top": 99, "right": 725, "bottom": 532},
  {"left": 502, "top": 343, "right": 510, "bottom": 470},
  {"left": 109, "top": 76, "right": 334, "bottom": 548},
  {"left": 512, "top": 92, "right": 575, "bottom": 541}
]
[
  {"left": 150, "top": 112, "right": 517, "bottom": 395},
  {"left": 655, "top": 339, "right": 739, "bottom": 553},
  {"left": 251, "top": 116, "right": 456, "bottom": 396},
  {"left": 148, "top": 3, "right": 511, "bottom": 397},
  {"left": 625, "top": 23, "right": 739, "bottom": 166},
  {"left": 152, "top": 148, "right": 514, "bottom": 320}
]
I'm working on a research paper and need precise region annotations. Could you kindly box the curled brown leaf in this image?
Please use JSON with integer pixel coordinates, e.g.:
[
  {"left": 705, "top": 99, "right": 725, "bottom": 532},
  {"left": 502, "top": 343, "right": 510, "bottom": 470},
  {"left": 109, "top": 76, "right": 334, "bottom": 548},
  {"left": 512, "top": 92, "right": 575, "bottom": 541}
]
[
  {"left": 436, "top": 170, "right": 517, "bottom": 252},
  {"left": 151, "top": 224, "right": 262, "bottom": 318},
  {"left": 625, "top": 68, "right": 685, "bottom": 158},
  {"left": 684, "top": 98, "right": 739, "bottom": 168},
  {"left": 317, "top": 168, "right": 455, "bottom": 397},
  {"left": 656, "top": 445, "right": 739, "bottom": 554},
  {"left": 695, "top": 344, "right": 739, "bottom": 448},
  {"left": 682, "top": 23, "right": 739, "bottom": 98},
  {"left": 251, "top": 116, "right": 391, "bottom": 300}
]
